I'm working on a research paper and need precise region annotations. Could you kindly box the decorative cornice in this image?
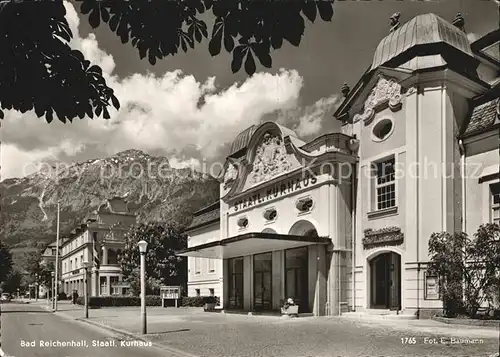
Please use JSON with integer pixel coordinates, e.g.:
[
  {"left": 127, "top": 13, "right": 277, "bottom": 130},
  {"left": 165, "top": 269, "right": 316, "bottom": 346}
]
[
  {"left": 353, "top": 75, "right": 404, "bottom": 125},
  {"left": 362, "top": 226, "right": 404, "bottom": 249}
]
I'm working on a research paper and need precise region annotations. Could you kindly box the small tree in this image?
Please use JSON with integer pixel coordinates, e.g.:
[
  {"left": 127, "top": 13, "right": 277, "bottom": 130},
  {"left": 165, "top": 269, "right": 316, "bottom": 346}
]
[
  {"left": 120, "top": 223, "right": 188, "bottom": 296},
  {"left": 428, "top": 231, "right": 466, "bottom": 317},
  {"left": 21, "top": 248, "right": 55, "bottom": 296},
  {"left": 0, "top": 241, "right": 13, "bottom": 285},
  {"left": 428, "top": 224, "right": 500, "bottom": 318},
  {"left": 1, "top": 270, "right": 23, "bottom": 294}
]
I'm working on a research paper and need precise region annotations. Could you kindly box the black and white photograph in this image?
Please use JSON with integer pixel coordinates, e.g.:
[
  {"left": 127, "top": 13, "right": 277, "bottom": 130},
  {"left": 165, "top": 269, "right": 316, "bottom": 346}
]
[{"left": 0, "top": 0, "right": 499, "bottom": 356}]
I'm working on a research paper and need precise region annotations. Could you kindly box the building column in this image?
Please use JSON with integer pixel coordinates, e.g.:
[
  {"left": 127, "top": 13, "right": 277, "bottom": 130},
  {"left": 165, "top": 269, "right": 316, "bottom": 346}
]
[
  {"left": 222, "top": 260, "right": 229, "bottom": 310},
  {"left": 103, "top": 247, "right": 108, "bottom": 266},
  {"left": 91, "top": 269, "right": 97, "bottom": 296},
  {"left": 243, "top": 255, "right": 253, "bottom": 311},
  {"left": 272, "top": 251, "right": 282, "bottom": 310},
  {"left": 106, "top": 276, "right": 111, "bottom": 295}
]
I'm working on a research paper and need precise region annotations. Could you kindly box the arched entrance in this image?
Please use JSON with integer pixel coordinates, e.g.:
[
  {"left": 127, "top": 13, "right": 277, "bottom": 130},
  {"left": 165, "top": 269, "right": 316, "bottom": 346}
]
[
  {"left": 368, "top": 252, "right": 401, "bottom": 310},
  {"left": 286, "top": 220, "right": 318, "bottom": 313}
]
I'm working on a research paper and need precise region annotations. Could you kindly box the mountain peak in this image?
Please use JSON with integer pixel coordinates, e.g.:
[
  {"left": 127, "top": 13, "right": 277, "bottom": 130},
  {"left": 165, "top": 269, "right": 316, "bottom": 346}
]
[{"left": 114, "top": 149, "right": 149, "bottom": 158}]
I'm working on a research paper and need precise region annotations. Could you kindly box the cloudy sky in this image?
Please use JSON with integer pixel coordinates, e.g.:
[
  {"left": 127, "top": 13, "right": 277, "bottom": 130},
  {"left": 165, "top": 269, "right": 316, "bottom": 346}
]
[{"left": 0, "top": 0, "right": 497, "bottom": 180}]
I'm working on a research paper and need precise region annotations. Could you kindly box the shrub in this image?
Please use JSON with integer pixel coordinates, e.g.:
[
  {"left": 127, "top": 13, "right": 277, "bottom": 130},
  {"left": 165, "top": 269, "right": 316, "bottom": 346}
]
[
  {"left": 181, "top": 296, "right": 219, "bottom": 307},
  {"left": 75, "top": 295, "right": 163, "bottom": 307}
]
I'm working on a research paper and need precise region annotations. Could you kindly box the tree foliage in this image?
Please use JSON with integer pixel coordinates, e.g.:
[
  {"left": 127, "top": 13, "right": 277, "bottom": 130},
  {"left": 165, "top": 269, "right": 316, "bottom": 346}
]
[
  {"left": 0, "top": 0, "right": 334, "bottom": 123},
  {"left": 0, "top": 0, "right": 119, "bottom": 122},
  {"left": 21, "top": 249, "right": 55, "bottom": 288},
  {"left": 1, "top": 269, "right": 23, "bottom": 294},
  {"left": 0, "top": 241, "right": 13, "bottom": 285},
  {"left": 428, "top": 224, "right": 500, "bottom": 318},
  {"left": 120, "top": 222, "right": 188, "bottom": 296}
]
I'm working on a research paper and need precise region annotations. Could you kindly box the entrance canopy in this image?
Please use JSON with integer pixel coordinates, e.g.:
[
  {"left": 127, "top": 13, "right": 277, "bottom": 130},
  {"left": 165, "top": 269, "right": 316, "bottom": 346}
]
[{"left": 176, "top": 232, "right": 331, "bottom": 259}]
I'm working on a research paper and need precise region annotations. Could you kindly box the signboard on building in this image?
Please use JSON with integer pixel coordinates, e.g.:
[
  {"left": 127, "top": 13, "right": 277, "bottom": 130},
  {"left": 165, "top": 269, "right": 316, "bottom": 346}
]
[
  {"left": 232, "top": 171, "right": 319, "bottom": 211},
  {"left": 160, "top": 286, "right": 180, "bottom": 299},
  {"left": 160, "top": 286, "right": 181, "bottom": 308},
  {"left": 424, "top": 273, "right": 440, "bottom": 300}
]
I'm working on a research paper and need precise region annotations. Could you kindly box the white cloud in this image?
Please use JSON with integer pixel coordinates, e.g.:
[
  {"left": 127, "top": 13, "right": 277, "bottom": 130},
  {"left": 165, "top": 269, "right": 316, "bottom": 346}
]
[
  {"left": 169, "top": 157, "right": 202, "bottom": 171},
  {"left": 0, "top": 144, "right": 58, "bottom": 179},
  {"left": 294, "top": 96, "right": 340, "bottom": 137},
  {"left": 0, "top": 1, "right": 333, "bottom": 180},
  {"left": 467, "top": 32, "right": 478, "bottom": 43}
]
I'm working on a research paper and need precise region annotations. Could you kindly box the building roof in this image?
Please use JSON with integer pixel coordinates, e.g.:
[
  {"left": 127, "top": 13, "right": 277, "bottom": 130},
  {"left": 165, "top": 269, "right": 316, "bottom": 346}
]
[
  {"left": 229, "top": 125, "right": 257, "bottom": 157},
  {"left": 227, "top": 122, "right": 301, "bottom": 158},
  {"left": 371, "top": 13, "right": 474, "bottom": 71},
  {"left": 462, "top": 98, "right": 499, "bottom": 138},
  {"left": 185, "top": 201, "right": 220, "bottom": 232}
]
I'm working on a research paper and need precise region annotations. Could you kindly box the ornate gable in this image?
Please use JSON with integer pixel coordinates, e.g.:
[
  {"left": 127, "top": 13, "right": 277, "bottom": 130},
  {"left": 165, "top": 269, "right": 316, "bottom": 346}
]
[
  {"left": 243, "top": 131, "right": 301, "bottom": 190},
  {"left": 223, "top": 162, "right": 238, "bottom": 188},
  {"left": 353, "top": 76, "right": 404, "bottom": 124}
]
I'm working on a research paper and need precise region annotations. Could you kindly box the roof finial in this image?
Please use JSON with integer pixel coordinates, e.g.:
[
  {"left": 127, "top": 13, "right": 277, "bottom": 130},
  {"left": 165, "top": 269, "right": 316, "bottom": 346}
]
[
  {"left": 341, "top": 83, "right": 350, "bottom": 98},
  {"left": 452, "top": 12, "right": 465, "bottom": 32},
  {"left": 390, "top": 12, "right": 401, "bottom": 33}
]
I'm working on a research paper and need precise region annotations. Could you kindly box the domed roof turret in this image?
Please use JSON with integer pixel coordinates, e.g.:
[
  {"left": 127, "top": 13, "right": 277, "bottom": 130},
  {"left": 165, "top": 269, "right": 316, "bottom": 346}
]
[
  {"left": 371, "top": 13, "right": 475, "bottom": 71},
  {"left": 228, "top": 125, "right": 257, "bottom": 157}
]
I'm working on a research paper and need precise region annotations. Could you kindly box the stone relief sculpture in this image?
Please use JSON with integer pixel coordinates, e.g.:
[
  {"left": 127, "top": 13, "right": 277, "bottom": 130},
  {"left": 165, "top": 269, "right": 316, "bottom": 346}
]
[
  {"left": 249, "top": 132, "right": 294, "bottom": 185},
  {"left": 353, "top": 76, "right": 403, "bottom": 124},
  {"left": 223, "top": 162, "right": 238, "bottom": 188}
]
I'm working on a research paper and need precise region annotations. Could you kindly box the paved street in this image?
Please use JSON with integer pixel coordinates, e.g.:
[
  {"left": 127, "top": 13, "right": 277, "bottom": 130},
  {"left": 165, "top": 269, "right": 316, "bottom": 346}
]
[
  {"left": 0, "top": 302, "right": 165, "bottom": 357},
  {"left": 46, "top": 301, "right": 500, "bottom": 357}
]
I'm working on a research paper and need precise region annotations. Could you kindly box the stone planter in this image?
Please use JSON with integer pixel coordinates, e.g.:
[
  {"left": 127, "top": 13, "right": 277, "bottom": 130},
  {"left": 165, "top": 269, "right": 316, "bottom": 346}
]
[
  {"left": 204, "top": 303, "right": 216, "bottom": 311},
  {"left": 281, "top": 305, "right": 299, "bottom": 316}
]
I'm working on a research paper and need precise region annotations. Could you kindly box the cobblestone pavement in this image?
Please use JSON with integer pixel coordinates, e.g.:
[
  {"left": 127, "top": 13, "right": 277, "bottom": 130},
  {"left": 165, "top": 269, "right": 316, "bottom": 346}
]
[{"left": 52, "top": 302, "right": 499, "bottom": 357}]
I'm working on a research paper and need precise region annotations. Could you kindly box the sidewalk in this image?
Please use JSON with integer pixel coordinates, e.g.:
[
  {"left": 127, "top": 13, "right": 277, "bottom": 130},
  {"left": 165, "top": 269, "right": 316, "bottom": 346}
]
[{"left": 48, "top": 304, "right": 500, "bottom": 357}]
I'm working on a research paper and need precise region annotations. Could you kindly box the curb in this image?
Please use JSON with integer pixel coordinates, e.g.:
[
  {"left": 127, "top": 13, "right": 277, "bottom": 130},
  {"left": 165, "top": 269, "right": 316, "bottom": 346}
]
[
  {"left": 432, "top": 316, "right": 500, "bottom": 328},
  {"left": 39, "top": 304, "right": 199, "bottom": 357},
  {"left": 74, "top": 318, "right": 200, "bottom": 357}
]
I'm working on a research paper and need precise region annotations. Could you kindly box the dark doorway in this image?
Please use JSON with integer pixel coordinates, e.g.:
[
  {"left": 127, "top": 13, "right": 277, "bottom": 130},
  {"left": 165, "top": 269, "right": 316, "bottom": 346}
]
[
  {"left": 370, "top": 252, "right": 401, "bottom": 310},
  {"left": 228, "top": 257, "right": 244, "bottom": 309},
  {"left": 285, "top": 247, "right": 309, "bottom": 313},
  {"left": 253, "top": 253, "right": 272, "bottom": 310}
]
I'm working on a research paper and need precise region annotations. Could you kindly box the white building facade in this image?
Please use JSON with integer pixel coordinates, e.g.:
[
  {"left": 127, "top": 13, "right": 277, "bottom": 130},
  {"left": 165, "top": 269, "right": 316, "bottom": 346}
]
[
  {"left": 180, "top": 13, "right": 500, "bottom": 317},
  {"left": 185, "top": 202, "right": 223, "bottom": 301},
  {"left": 60, "top": 197, "right": 136, "bottom": 297}
]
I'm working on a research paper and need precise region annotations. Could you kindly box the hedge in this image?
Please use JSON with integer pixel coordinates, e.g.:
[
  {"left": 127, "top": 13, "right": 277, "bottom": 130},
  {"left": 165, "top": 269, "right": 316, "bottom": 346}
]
[
  {"left": 75, "top": 295, "right": 163, "bottom": 307},
  {"left": 75, "top": 295, "right": 218, "bottom": 307},
  {"left": 181, "top": 296, "right": 219, "bottom": 307}
]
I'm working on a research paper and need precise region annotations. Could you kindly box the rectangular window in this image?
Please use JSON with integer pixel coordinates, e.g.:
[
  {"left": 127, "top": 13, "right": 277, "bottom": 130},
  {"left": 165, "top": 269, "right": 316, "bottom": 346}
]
[
  {"left": 228, "top": 257, "right": 244, "bottom": 309},
  {"left": 51, "top": 248, "right": 57, "bottom": 256},
  {"left": 374, "top": 157, "right": 396, "bottom": 210},
  {"left": 194, "top": 258, "right": 201, "bottom": 274},
  {"left": 195, "top": 289, "right": 200, "bottom": 297},
  {"left": 81, "top": 255, "right": 84, "bottom": 267},
  {"left": 208, "top": 259, "right": 215, "bottom": 273},
  {"left": 70, "top": 260, "right": 73, "bottom": 270},
  {"left": 209, "top": 288, "right": 214, "bottom": 296},
  {"left": 491, "top": 182, "right": 500, "bottom": 225}
]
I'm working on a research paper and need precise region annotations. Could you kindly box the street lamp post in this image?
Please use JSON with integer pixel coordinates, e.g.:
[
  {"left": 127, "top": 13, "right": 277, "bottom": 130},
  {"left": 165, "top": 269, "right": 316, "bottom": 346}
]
[
  {"left": 83, "top": 261, "right": 92, "bottom": 319},
  {"left": 138, "top": 240, "right": 148, "bottom": 335},
  {"left": 35, "top": 274, "right": 38, "bottom": 302},
  {"left": 51, "top": 272, "right": 55, "bottom": 310}
]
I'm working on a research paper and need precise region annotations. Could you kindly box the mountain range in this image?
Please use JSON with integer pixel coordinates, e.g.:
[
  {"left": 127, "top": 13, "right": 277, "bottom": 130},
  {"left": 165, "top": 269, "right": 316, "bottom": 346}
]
[{"left": 0, "top": 149, "right": 220, "bottom": 251}]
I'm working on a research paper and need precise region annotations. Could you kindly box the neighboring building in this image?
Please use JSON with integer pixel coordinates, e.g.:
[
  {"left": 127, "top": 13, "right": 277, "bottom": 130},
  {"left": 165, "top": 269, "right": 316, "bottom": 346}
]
[
  {"left": 185, "top": 202, "right": 223, "bottom": 302},
  {"left": 60, "top": 197, "right": 136, "bottom": 297},
  {"left": 39, "top": 239, "right": 67, "bottom": 297},
  {"left": 179, "top": 13, "right": 500, "bottom": 317}
]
